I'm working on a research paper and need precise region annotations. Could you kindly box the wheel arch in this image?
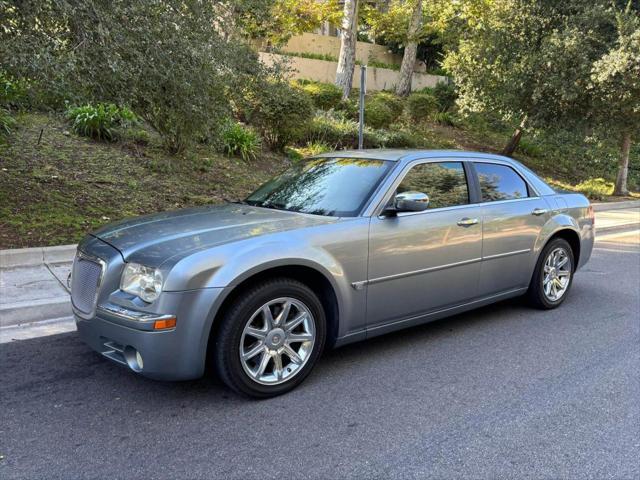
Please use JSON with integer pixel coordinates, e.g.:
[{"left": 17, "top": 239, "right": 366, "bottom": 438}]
[
  {"left": 538, "top": 227, "right": 581, "bottom": 270},
  {"left": 205, "top": 263, "right": 341, "bottom": 369}
]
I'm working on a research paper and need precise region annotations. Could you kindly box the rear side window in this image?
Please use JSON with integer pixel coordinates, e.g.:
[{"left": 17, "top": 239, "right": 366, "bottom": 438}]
[
  {"left": 397, "top": 161, "right": 469, "bottom": 209},
  {"left": 475, "top": 163, "right": 529, "bottom": 201}
]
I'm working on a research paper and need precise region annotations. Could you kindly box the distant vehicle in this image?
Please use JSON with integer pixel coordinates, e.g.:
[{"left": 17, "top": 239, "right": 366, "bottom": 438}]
[{"left": 71, "top": 150, "right": 595, "bottom": 397}]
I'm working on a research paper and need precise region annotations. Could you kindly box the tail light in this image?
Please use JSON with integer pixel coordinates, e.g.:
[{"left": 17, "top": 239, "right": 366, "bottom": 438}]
[{"left": 588, "top": 205, "right": 595, "bottom": 226}]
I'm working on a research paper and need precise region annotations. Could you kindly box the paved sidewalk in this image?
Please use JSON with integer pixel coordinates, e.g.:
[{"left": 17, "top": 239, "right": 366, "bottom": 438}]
[{"left": 1, "top": 201, "right": 638, "bottom": 335}]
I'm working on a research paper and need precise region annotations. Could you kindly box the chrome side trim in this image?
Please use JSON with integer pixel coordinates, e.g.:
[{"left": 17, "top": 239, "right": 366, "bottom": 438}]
[
  {"left": 351, "top": 249, "right": 531, "bottom": 288},
  {"left": 71, "top": 250, "right": 107, "bottom": 320},
  {"left": 482, "top": 248, "right": 531, "bottom": 261},
  {"left": 352, "top": 257, "right": 483, "bottom": 288}
]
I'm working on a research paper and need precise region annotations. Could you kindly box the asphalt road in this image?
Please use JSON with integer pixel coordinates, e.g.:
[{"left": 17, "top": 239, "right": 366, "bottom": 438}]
[{"left": 1, "top": 234, "right": 639, "bottom": 479}]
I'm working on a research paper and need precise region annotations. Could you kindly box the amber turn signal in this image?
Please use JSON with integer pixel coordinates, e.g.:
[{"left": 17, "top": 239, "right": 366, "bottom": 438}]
[{"left": 153, "top": 317, "right": 177, "bottom": 330}]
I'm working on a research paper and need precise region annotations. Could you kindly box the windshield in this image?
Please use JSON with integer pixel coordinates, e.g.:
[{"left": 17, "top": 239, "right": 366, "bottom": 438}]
[{"left": 245, "top": 157, "right": 393, "bottom": 217}]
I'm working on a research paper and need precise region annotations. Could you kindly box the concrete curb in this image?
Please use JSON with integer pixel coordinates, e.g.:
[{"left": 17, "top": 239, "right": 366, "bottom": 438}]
[
  {"left": 0, "top": 244, "right": 77, "bottom": 269},
  {"left": 0, "top": 296, "right": 71, "bottom": 328},
  {"left": 592, "top": 200, "right": 640, "bottom": 212}
]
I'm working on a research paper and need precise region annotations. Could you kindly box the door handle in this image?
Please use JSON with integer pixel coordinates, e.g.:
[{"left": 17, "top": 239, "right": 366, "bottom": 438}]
[
  {"left": 457, "top": 217, "right": 479, "bottom": 227},
  {"left": 531, "top": 208, "right": 548, "bottom": 216}
]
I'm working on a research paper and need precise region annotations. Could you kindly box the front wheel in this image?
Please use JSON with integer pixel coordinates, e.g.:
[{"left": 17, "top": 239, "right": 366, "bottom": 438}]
[
  {"left": 214, "top": 278, "right": 326, "bottom": 398},
  {"left": 527, "top": 238, "right": 575, "bottom": 309}
]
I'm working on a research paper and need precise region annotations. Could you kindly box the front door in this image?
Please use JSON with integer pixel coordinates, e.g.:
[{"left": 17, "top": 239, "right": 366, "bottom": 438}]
[{"left": 366, "top": 161, "right": 483, "bottom": 329}]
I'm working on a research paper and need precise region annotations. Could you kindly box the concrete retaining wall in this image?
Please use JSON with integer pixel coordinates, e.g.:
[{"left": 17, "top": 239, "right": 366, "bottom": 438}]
[{"left": 260, "top": 52, "right": 447, "bottom": 92}]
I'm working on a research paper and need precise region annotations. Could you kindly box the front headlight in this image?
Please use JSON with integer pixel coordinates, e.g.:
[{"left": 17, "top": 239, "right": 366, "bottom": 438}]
[{"left": 120, "top": 263, "right": 163, "bottom": 303}]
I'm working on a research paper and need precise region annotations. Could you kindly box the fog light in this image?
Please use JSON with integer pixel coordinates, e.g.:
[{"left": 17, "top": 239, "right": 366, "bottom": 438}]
[
  {"left": 136, "top": 351, "right": 144, "bottom": 370},
  {"left": 124, "top": 346, "right": 143, "bottom": 372}
]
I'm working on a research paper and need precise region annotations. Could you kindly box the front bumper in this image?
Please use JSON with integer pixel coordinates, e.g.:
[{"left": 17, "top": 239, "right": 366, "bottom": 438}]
[{"left": 76, "top": 288, "right": 224, "bottom": 381}]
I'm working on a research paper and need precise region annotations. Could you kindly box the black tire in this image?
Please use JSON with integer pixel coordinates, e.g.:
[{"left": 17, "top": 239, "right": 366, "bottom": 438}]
[
  {"left": 214, "top": 278, "right": 326, "bottom": 398},
  {"left": 527, "top": 237, "right": 575, "bottom": 310}
]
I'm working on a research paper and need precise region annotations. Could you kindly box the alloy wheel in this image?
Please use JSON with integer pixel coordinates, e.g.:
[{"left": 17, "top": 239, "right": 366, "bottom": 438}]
[
  {"left": 543, "top": 247, "right": 572, "bottom": 301},
  {"left": 239, "top": 297, "right": 316, "bottom": 385}
]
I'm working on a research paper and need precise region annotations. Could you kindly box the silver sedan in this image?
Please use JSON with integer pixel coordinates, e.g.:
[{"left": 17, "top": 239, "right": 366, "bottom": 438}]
[{"left": 71, "top": 150, "right": 595, "bottom": 397}]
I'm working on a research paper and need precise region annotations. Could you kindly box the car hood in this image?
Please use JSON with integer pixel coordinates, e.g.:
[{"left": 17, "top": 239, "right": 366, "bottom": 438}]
[{"left": 92, "top": 203, "right": 336, "bottom": 264}]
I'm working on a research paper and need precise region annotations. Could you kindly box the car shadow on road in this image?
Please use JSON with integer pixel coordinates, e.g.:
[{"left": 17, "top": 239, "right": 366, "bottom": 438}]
[{"left": 1, "top": 294, "right": 548, "bottom": 404}]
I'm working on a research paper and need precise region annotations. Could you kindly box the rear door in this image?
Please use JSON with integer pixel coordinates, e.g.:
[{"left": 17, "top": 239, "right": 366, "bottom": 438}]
[
  {"left": 472, "top": 161, "right": 550, "bottom": 295},
  {"left": 366, "top": 160, "right": 483, "bottom": 329}
]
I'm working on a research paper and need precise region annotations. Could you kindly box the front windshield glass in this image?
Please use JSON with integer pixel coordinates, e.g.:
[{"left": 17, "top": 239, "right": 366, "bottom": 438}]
[{"left": 245, "top": 157, "right": 393, "bottom": 217}]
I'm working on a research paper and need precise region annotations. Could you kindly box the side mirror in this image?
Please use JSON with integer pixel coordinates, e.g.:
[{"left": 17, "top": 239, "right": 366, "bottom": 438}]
[{"left": 389, "top": 191, "right": 430, "bottom": 214}]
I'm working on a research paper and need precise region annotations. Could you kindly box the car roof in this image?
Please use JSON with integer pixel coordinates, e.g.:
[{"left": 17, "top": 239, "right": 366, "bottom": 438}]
[
  {"left": 313, "top": 149, "right": 521, "bottom": 165},
  {"left": 313, "top": 149, "right": 556, "bottom": 196}
]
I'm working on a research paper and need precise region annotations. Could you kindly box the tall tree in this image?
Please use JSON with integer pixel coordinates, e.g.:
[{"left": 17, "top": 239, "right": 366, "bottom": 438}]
[
  {"left": 589, "top": 4, "right": 640, "bottom": 195},
  {"left": 335, "top": 0, "right": 358, "bottom": 99},
  {"left": 443, "top": 0, "right": 620, "bottom": 157},
  {"left": 396, "top": 0, "right": 423, "bottom": 96}
]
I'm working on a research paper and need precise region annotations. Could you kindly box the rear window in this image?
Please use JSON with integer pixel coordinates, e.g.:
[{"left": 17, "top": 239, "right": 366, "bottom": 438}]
[{"left": 475, "top": 163, "right": 529, "bottom": 201}]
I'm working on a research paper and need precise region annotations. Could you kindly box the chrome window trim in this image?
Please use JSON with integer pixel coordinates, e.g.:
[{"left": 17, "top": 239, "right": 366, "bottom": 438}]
[
  {"left": 71, "top": 250, "right": 107, "bottom": 320},
  {"left": 472, "top": 159, "right": 541, "bottom": 199},
  {"left": 367, "top": 156, "right": 543, "bottom": 218},
  {"left": 372, "top": 158, "right": 474, "bottom": 218}
]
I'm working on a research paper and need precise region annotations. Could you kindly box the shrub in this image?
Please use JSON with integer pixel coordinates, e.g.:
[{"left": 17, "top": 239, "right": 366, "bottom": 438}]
[
  {"left": 243, "top": 81, "right": 314, "bottom": 150},
  {"left": 303, "top": 112, "right": 419, "bottom": 149},
  {"left": 372, "top": 91, "right": 405, "bottom": 119},
  {"left": 294, "top": 81, "right": 342, "bottom": 110},
  {"left": 221, "top": 122, "right": 261, "bottom": 161},
  {"left": 433, "top": 111, "right": 460, "bottom": 127},
  {"left": 407, "top": 93, "right": 438, "bottom": 122},
  {"left": 365, "top": 100, "right": 395, "bottom": 129},
  {"left": 2, "top": 2, "right": 270, "bottom": 153},
  {"left": 0, "top": 72, "right": 28, "bottom": 110},
  {"left": 516, "top": 138, "right": 543, "bottom": 157},
  {"left": 0, "top": 108, "right": 16, "bottom": 138},
  {"left": 574, "top": 178, "right": 613, "bottom": 200},
  {"left": 65, "top": 103, "right": 137, "bottom": 142},
  {"left": 432, "top": 82, "right": 458, "bottom": 112},
  {"left": 384, "top": 129, "right": 420, "bottom": 148}
]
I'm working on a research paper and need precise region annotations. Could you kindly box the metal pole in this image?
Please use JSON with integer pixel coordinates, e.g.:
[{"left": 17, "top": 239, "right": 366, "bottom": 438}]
[{"left": 358, "top": 65, "right": 367, "bottom": 150}]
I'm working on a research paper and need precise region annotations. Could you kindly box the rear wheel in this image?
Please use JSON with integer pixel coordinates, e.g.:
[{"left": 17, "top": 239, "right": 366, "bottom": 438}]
[
  {"left": 214, "top": 278, "right": 326, "bottom": 398},
  {"left": 527, "top": 238, "right": 574, "bottom": 309}
]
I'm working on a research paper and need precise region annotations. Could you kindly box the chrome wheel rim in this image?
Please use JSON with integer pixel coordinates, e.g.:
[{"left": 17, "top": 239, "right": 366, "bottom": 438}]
[
  {"left": 239, "top": 297, "right": 315, "bottom": 386},
  {"left": 543, "top": 247, "right": 572, "bottom": 301}
]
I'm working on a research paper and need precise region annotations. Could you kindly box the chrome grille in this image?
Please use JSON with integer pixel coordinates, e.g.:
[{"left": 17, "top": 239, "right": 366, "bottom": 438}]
[{"left": 70, "top": 253, "right": 104, "bottom": 317}]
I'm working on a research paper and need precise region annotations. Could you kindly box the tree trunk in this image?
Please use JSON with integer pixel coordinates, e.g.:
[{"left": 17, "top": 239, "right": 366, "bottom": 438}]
[
  {"left": 502, "top": 115, "right": 528, "bottom": 157},
  {"left": 613, "top": 131, "right": 631, "bottom": 196},
  {"left": 396, "top": 0, "right": 423, "bottom": 97},
  {"left": 335, "top": 0, "right": 358, "bottom": 100}
]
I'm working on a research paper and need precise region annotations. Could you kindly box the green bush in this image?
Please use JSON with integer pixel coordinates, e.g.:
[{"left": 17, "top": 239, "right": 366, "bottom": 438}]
[
  {"left": 516, "top": 138, "right": 543, "bottom": 157},
  {"left": 303, "top": 112, "right": 419, "bottom": 149},
  {"left": 407, "top": 93, "right": 438, "bottom": 122},
  {"left": 372, "top": 91, "right": 405, "bottom": 119},
  {"left": 0, "top": 72, "right": 28, "bottom": 110},
  {"left": 2, "top": 2, "right": 270, "bottom": 153},
  {"left": 294, "top": 81, "right": 343, "bottom": 110},
  {"left": 433, "top": 111, "right": 460, "bottom": 127},
  {"left": 65, "top": 103, "right": 137, "bottom": 142},
  {"left": 574, "top": 178, "right": 613, "bottom": 200},
  {"left": 243, "top": 81, "right": 314, "bottom": 150},
  {"left": 432, "top": 82, "right": 458, "bottom": 112},
  {"left": 0, "top": 108, "right": 16, "bottom": 138},
  {"left": 221, "top": 122, "right": 261, "bottom": 161},
  {"left": 365, "top": 100, "right": 395, "bottom": 129}
]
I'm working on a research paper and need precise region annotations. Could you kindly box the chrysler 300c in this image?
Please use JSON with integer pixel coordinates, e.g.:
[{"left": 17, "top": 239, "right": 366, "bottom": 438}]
[{"left": 72, "top": 150, "right": 594, "bottom": 397}]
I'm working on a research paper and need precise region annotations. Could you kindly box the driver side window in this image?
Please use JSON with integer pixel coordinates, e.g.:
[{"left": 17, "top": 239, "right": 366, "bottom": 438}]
[{"left": 397, "top": 162, "right": 469, "bottom": 209}]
